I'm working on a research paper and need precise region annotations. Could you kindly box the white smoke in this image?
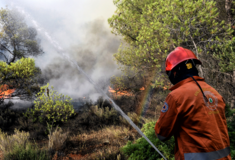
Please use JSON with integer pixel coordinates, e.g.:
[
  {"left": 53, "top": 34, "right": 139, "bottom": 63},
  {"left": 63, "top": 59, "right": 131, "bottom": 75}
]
[
  {"left": 2, "top": 1, "right": 121, "bottom": 101},
  {"left": 41, "top": 19, "right": 121, "bottom": 100}
]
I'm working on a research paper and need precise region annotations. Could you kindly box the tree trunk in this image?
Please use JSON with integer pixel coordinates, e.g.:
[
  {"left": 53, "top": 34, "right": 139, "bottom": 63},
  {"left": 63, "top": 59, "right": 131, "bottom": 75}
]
[
  {"left": 225, "top": 0, "right": 232, "bottom": 24},
  {"left": 198, "top": 65, "right": 204, "bottom": 78}
]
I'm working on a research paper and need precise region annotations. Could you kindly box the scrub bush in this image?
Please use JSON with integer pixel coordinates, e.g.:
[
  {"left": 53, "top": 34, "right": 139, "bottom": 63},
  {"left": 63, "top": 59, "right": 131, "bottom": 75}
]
[
  {"left": 119, "top": 112, "right": 146, "bottom": 128},
  {"left": 225, "top": 104, "right": 235, "bottom": 159},
  {"left": 0, "top": 129, "right": 29, "bottom": 155},
  {"left": 24, "top": 83, "right": 75, "bottom": 124},
  {"left": 91, "top": 105, "right": 117, "bottom": 119},
  {"left": 0, "top": 129, "right": 48, "bottom": 160},
  {"left": 120, "top": 121, "right": 175, "bottom": 160},
  {"left": 86, "top": 104, "right": 120, "bottom": 125},
  {"left": 3, "top": 142, "right": 50, "bottom": 160},
  {"left": 48, "top": 126, "right": 69, "bottom": 151}
]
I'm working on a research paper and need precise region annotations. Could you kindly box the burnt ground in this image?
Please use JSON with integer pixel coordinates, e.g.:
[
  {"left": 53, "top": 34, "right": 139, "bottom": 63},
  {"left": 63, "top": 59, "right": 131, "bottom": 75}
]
[{"left": 0, "top": 92, "right": 166, "bottom": 160}]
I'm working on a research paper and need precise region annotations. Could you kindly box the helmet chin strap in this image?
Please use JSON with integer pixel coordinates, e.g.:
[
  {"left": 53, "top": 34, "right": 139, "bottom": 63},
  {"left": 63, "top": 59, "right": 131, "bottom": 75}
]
[
  {"left": 188, "top": 59, "right": 208, "bottom": 102},
  {"left": 190, "top": 76, "right": 208, "bottom": 102}
]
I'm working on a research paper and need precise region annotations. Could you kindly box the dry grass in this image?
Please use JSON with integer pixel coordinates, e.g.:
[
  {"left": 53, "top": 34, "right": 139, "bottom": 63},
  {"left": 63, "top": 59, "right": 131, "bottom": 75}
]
[
  {"left": 119, "top": 112, "right": 147, "bottom": 127},
  {"left": 67, "top": 124, "right": 141, "bottom": 159},
  {"left": 0, "top": 129, "right": 30, "bottom": 155},
  {"left": 48, "top": 126, "right": 69, "bottom": 151},
  {"left": 0, "top": 94, "right": 164, "bottom": 160},
  {"left": 104, "top": 125, "right": 139, "bottom": 143},
  {"left": 90, "top": 105, "right": 117, "bottom": 120},
  {"left": 90, "top": 105, "right": 104, "bottom": 118},
  {"left": 57, "top": 102, "right": 160, "bottom": 159}
]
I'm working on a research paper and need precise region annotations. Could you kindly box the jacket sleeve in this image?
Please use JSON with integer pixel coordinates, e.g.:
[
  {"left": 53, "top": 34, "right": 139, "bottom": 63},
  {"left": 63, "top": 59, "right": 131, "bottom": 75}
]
[{"left": 155, "top": 94, "right": 179, "bottom": 142}]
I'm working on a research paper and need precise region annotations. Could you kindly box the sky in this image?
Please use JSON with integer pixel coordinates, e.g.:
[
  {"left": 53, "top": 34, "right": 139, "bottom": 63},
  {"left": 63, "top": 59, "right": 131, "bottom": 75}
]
[{"left": 0, "top": 0, "right": 122, "bottom": 101}]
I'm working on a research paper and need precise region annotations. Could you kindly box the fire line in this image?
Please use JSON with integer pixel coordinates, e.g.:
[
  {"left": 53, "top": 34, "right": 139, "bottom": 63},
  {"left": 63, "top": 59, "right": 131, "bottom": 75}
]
[{"left": 0, "top": 85, "right": 16, "bottom": 99}]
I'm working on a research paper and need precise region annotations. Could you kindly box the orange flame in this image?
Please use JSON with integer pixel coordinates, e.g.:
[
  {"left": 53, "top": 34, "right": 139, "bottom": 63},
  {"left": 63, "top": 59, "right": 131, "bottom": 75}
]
[
  {"left": 0, "top": 85, "right": 15, "bottom": 99},
  {"left": 108, "top": 86, "right": 116, "bottom": 93},
  {"left": 108, "top": 86, "right": 142, "bottom": 97},
  {"left": 108, "top": 86, "right": 133, "bottom": 96}
]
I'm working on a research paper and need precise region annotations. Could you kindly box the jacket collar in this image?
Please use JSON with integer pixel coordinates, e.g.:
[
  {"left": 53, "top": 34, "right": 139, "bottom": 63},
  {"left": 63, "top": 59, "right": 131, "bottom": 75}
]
[{"left": 169, "top": 76, "right": 204, "bottom": 91}]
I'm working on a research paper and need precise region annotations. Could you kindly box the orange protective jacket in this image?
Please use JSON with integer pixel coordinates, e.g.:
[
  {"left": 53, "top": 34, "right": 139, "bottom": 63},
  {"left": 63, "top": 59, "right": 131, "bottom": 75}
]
[{"left": 155, "top": 76, "right": 231, "bottom": 160}]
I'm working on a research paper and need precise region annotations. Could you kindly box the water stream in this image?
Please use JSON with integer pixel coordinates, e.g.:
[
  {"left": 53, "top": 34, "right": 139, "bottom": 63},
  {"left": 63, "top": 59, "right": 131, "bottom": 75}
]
[{"left": 12, "top": 4, "right": 167, "bottom": 160}]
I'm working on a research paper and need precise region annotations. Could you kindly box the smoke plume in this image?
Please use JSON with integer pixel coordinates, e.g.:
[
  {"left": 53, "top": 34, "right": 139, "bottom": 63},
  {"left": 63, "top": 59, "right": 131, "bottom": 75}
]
[{"left": 41, "top": 19, "right": 121, "bottom": 100}]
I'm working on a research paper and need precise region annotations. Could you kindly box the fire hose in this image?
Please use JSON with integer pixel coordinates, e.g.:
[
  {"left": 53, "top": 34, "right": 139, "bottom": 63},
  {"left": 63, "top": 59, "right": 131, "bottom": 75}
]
[
  {"left": 13, "top": 5, "right": 167, "bottom": 159},
  {"left": 66, "top": 56, "right": 168, "bottom": 160}
]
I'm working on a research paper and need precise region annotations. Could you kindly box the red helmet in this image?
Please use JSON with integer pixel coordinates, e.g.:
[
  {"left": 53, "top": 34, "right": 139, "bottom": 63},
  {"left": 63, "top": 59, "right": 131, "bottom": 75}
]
[{"left": 165, "top": 47, "right": 202, "bottom": 72}]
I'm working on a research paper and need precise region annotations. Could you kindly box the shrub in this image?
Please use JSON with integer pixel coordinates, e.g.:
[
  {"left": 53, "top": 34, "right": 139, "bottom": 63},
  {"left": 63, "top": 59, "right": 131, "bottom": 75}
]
[
  {"left": 91, "top": 105, "right": 117, "bottom": 119},
  {"left": 119, "top": 112, "right": 146, "bottom": 128},
  {"left": 90, "top": 105, "right": 104, "bottom": 118},
  {"left": 3, "top": 142, "right": 50, "bottom": 160},
  {"left": 23, "top": 83, "right": 75, "bottom": 124},
  {"left": 103, "top": 106, "right": 118, "bottom": 121},
  {"left": 48, "top": 126, "right": 69, "bottom": 151},
  {"left": 88, "top": 104, "right": 120, "bottom": 125},
  {"left": 225, "top": 104, "right": 235, "bottom": 159},
  {"left": 0, "top": 129, "right": 30, "bottom": 155},
  {"left": 120, "top": 121, "right": 175, "bottom": 160}
]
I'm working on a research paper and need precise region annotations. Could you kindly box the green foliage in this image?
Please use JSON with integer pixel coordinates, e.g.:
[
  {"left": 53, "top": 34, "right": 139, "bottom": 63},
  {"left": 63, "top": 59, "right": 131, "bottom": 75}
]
[
  {"left": 120, "top": 121, "right": 175, "bottom": 160},
  {"left": 109, "top": 0, "right": 232, "bottom": 87},
  {"left": 121, "top": 105, "right": 235, "bottom": 160},
  {"left": 0, "top": 7, "right": 43, "bottom": 64},
  {"left": 0, "top": 57, "right": 38, "bottom": 81},
  {"left": 23, "top": 83, "right": 75, "bottom": 124},
  {"left": 0, "top": 57, "right": 40, "bottom": 98},
  {"left": 3, "top": 142, "right": 50, "bottom": 160},
  {"left": 215, "top": 37, "right": 235, "bottom": 72},
  {"left": 0, "top": 7, "right": 42, "bottom": 98},
  {"left": 225, "top": 104, "right": 235, "bottom": 118},
  {"left": 229, "top": 130, "right": 235, "bottom": 159},
  {"left": 225, "top": 104, "right": 235, "bottom": 159}
]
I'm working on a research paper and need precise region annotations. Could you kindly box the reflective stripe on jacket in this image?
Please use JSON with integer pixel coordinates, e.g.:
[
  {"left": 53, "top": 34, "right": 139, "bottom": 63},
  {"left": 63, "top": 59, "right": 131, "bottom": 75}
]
[{"left": 154, "top": 76, "right": 231, "bottom": 160}]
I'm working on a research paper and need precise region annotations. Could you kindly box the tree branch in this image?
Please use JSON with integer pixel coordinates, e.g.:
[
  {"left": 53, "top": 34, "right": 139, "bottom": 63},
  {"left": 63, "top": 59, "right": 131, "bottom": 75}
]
[
  {"left": 0, "top": 44, "right": 13, "bottom": 55},
  {"left": 0, "top": 51, "right": 9, "bottom": 62},
  {"left": 203, "top": 68, "right": 233, "bottom": 78},
  {"left": 189, "top": 35, "right": 204, "bottom": 78}
]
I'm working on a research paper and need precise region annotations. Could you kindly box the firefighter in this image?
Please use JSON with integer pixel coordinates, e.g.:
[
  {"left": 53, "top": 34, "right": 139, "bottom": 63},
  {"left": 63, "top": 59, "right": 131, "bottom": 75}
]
[{"left": 154, "top": 47, "right": 231, "bottom": 160}]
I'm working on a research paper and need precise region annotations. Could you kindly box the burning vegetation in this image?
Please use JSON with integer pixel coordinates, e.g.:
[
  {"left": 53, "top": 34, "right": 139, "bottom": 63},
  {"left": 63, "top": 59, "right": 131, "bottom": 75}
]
[
  {"left": 0, "top": 85, "right": 15, "bottom": 99},
  {"left": 0, "top": 0, "right": 234, "bottom": 159},
  {"left": 108, "top": 86, "right": 143, "bottom": 97}
]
